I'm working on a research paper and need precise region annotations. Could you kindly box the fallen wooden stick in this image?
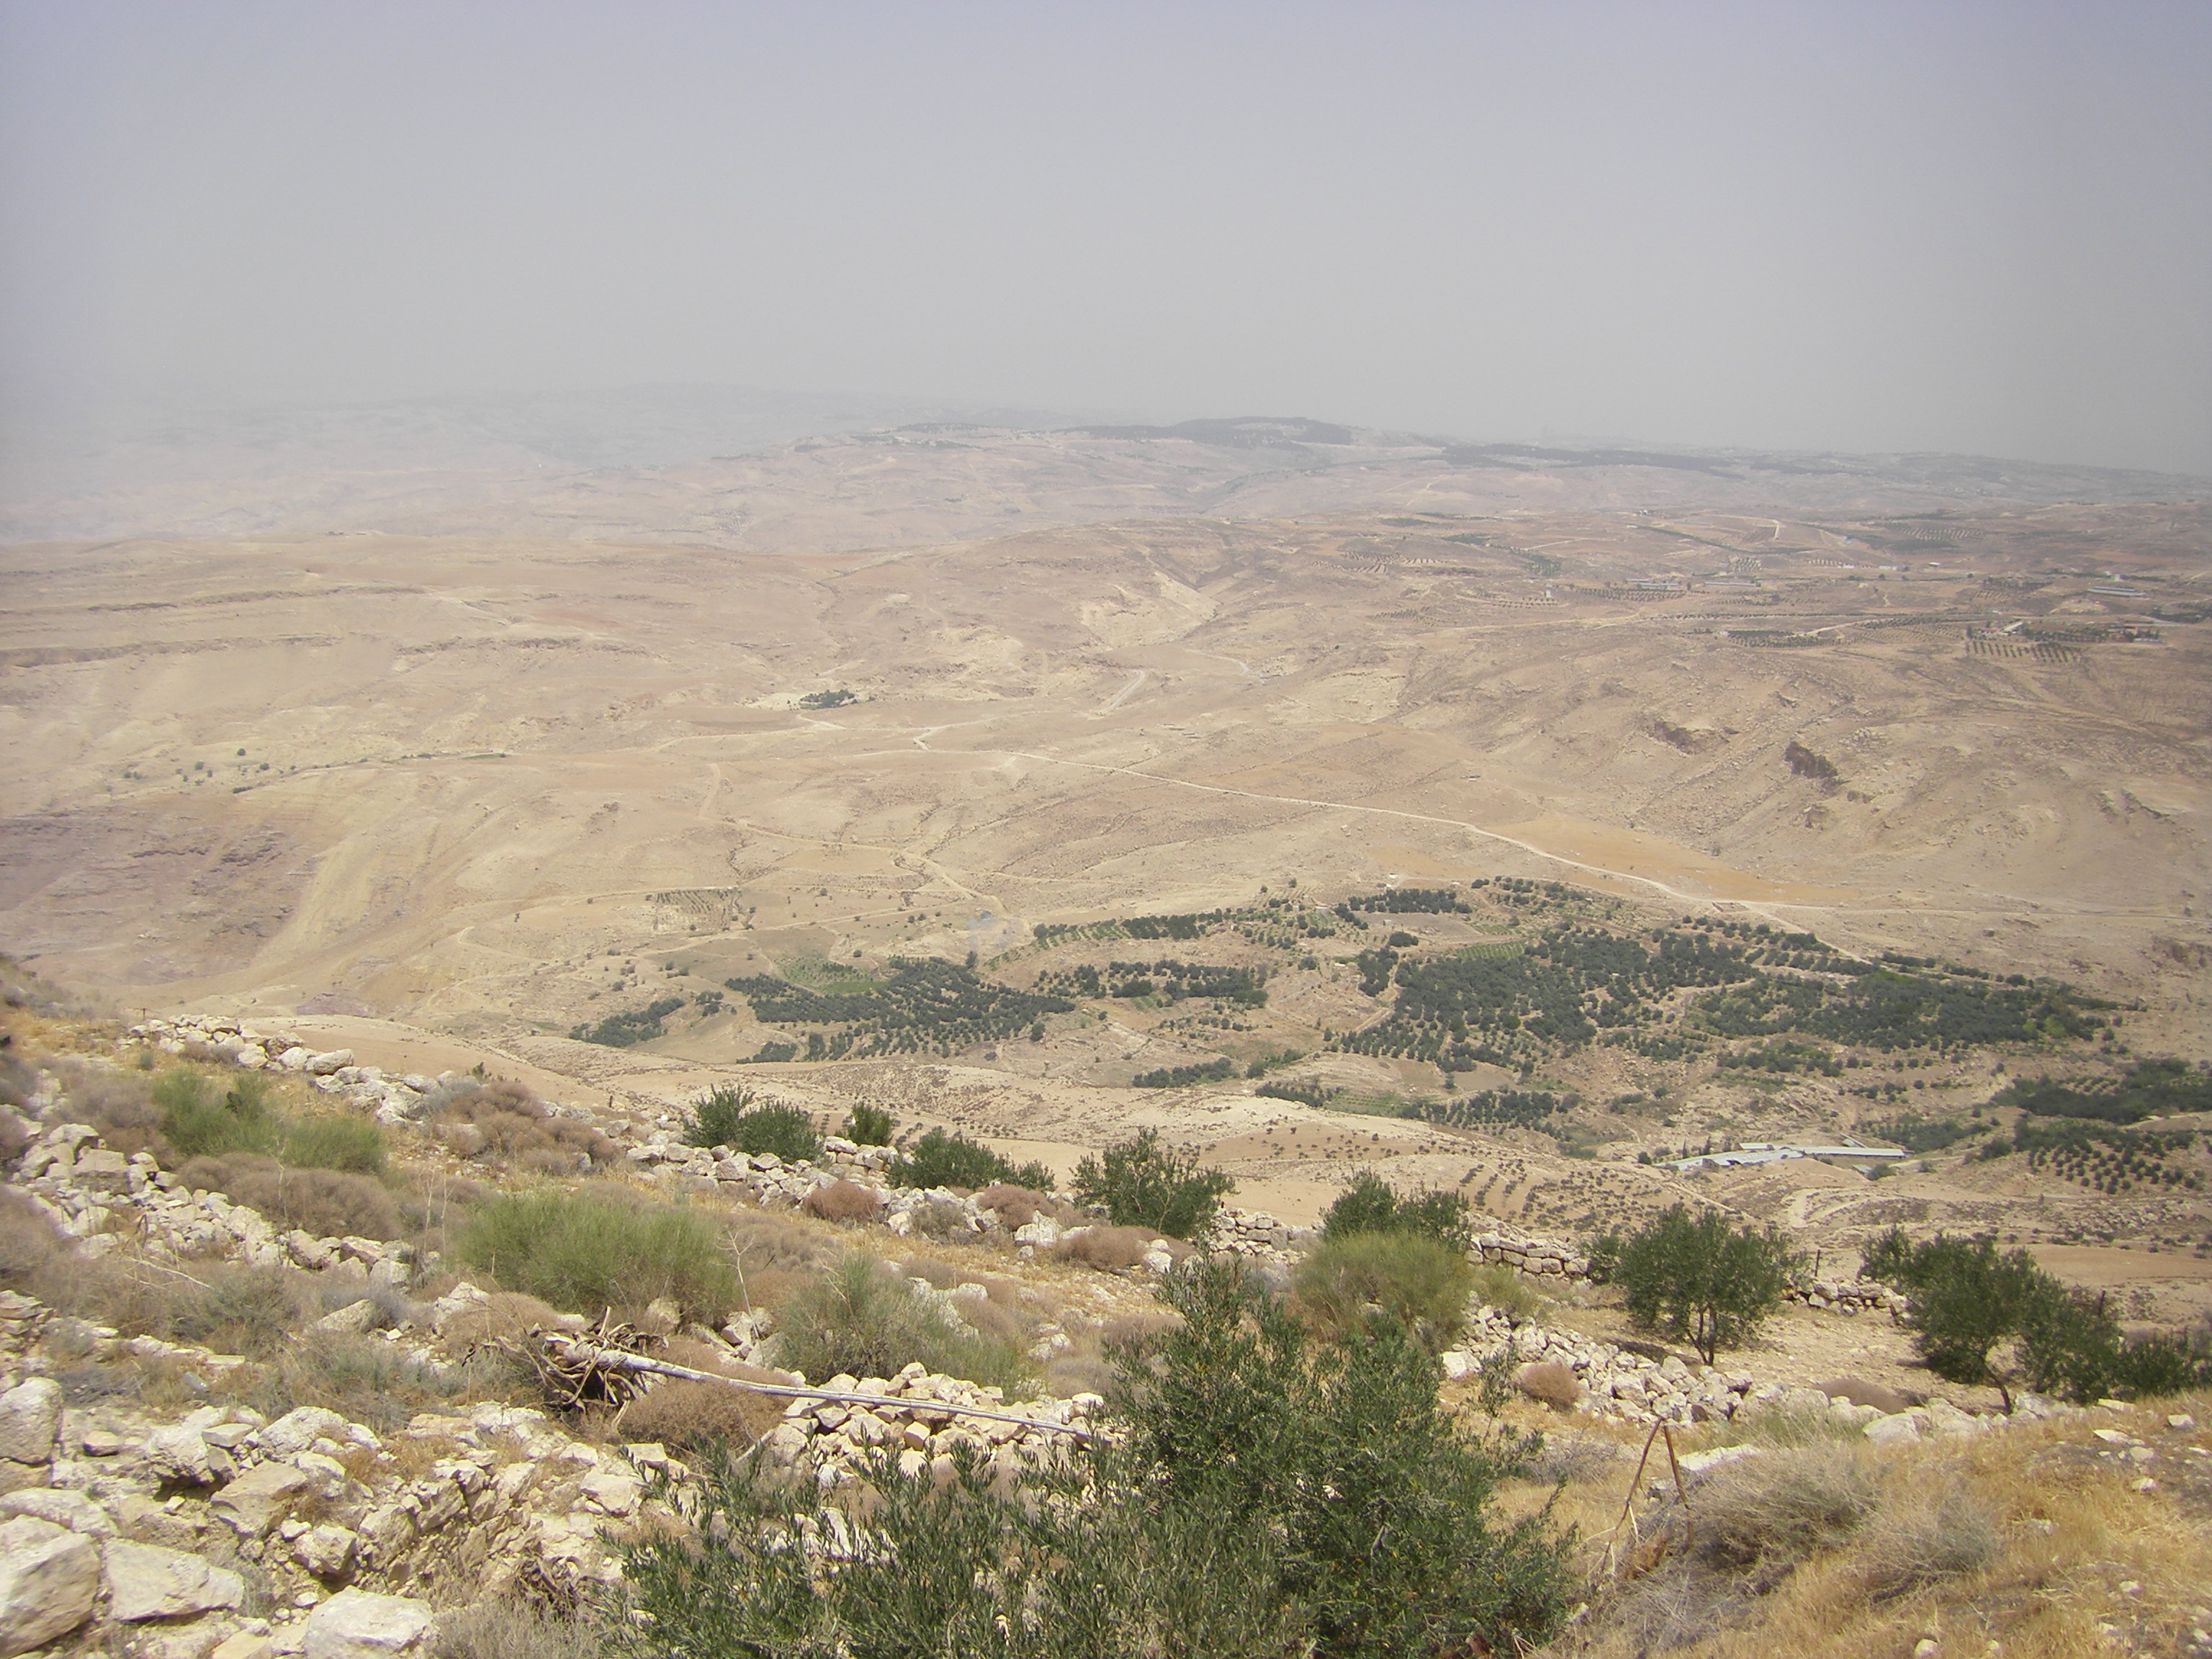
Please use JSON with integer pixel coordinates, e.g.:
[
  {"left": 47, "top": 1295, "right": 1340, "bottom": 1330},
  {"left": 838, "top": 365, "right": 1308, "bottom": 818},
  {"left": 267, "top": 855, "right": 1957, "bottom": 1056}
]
[{"left": 541, "top": 1335, "right": 1097, "bottom": 1439}]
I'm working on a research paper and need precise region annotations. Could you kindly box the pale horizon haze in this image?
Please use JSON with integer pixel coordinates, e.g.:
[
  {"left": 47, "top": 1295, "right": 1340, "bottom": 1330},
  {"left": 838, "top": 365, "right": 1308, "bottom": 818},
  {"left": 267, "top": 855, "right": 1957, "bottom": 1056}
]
[{"left": 3, "top": 1, "right": 2208, "bottom": 475}]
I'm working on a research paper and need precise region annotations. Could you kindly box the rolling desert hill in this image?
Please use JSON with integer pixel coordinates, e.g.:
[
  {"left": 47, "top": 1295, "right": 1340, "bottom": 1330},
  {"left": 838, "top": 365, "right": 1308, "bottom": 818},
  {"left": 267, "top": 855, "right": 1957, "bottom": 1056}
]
[{"left": 2, "top": 413, "right": 2208, "bottom": 1284}]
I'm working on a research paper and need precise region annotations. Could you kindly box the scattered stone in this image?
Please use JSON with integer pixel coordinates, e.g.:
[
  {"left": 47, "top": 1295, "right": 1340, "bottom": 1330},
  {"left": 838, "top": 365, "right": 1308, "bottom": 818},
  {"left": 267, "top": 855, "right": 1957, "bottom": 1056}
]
[
  {"left": 104, "top": 1538, "right": 246, "bottom": 1621},
  {"left": 0, "top": 1487, "right": 116, "bottom": 1537},
  {"left": 313, "top": 1300, "right": 385, "bottom": 1337},
  {"left": 0, "top": 1514, "right": 100, "bottom": 1656},
  {"left": 0, "top": 1379, "right": 60, "bottom": 1464},
  {"left": 1864, "top": 1412, "right": 1923, "bottom": 1446},
  {"left": 302, "top": 1587, "right": 436, "bottom": 1658},
  {"left": 213, "top": 1462, "right": 312, "bottom": 1537}
]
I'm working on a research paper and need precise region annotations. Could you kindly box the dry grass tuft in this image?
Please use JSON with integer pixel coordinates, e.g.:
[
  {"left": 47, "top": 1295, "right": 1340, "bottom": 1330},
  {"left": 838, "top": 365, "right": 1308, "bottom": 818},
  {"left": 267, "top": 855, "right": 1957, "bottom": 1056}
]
[
  {"left": 1694, "top": 1445, "right": 1881, "bottom": 1570},
  {"left": 1053, "top": 1225, "right": 1159, "bottom": 1272},
  {"left": 801, "top": 1179, "right": 882, "bottom": 1224},
  {"left": 176, "top": 1153, "right": 400, "bottom": 1240},
  {"left": 431, "top": 1079, "right": 619, "bottom": 1173},
  {"left": 433, "top": 1601, "right": 608, "bottom": 1659},
  {"left": 1514, "top": 1360, "right": 1585, "bottom": 1410}
]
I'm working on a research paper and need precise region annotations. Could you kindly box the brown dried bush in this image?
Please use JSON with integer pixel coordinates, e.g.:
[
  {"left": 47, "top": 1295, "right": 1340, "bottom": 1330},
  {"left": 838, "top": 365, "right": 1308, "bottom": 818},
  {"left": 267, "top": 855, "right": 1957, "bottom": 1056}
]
[
  {"left": 48, "top": 1057, "right": 163, "bottom": 1157},
  {"left": 1695, "top": 1444, "right": 1881, "bottom": 1569},
  {"left": 615, "top": 1356, "right": 790, "bottom": 1450},
  {"left": 1053, "top": 1225, "right": 1160, "bottom": 1271},
  {"left": 1513, "top": 1359, "right": 1584, "bottom": 1409},
  {"left": 801, "top": 1179, "right": 882, "bottom": 1224},
  {"left": 726, "top": 1209, "right": 838, "bottom": 1275},
  {"left": 431, "top": 1080, "right": 617, "bottom": 1173},
  {"left": 433, "top": 1602, "right": 608, "bottom": 1659},
  {"left": 0, "top": 1108, "right": 31, "bottom": 1166},
  {"left": 974, "top": 1182, "right": 1045, "bottom": 1227},
  {"left": 0, "top": 1187, "right": 68, "bottom": 1288},
  {"left": 432, "top": 1290, "right": 565, "bottom": 1350},
  {"left": 176, "top": 1153, "right": 400, "bottom": 1241}
]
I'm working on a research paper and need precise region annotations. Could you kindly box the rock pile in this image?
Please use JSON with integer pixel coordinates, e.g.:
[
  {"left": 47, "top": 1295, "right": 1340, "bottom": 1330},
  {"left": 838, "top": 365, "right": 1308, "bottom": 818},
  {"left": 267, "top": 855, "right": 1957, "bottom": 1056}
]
[
  {"left": 1471, "top": 1227, "right": 1591, "bottom": 1280},
  {"left": 0, "top": 1311, "right": 697, "bottom": 1658},
  {"left": 758, "top": 1362, "right": 1104, "bottom": 1486},
  {"left": 12, "top": 1117, "right": 419, "bottom": 1288},
  {"left": 1783, "top": 1277, "right": 1907, "bottom": 1316}
]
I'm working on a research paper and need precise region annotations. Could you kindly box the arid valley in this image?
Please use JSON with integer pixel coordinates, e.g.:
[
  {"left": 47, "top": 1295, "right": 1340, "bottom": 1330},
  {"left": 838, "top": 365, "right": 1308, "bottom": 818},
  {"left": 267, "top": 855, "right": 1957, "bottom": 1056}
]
[{"left": 6, "top": 418, "right": 2209, "bottom": 1278}]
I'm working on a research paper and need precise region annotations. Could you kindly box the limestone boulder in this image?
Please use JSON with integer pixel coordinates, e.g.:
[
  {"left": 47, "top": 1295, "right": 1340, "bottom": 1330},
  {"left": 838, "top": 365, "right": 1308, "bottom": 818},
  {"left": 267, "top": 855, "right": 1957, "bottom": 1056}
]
[
  {"left": 212, "top": 1460, "right": 310, "bottom": 1537},
  {"left": 103, "top": 1537, "right": 245, "bottom": 1621},
  {"left": 0, "top": 1514, "right": 99, "bottom": 1656},
  {"left": 302, "top": 1587, "right": 436, "bottom": 1658},
  {"left": 0, "top": 1379, "right": 60, "bottom": 1464}
]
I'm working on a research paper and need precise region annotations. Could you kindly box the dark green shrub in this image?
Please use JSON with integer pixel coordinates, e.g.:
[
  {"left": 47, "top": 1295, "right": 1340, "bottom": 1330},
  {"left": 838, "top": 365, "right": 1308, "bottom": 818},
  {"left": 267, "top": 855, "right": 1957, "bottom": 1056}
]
[
  {"left": 684, "top": 1087, "right": 819, "bottom": 1162},
  {"left": 1071, "top": 1128, "right": 1232, "bottom": 1239},
  {"left": 456, "top": 1190, "right": 739, "bottom": 1323},
  {"left": 770, "top": 1254, "right": 1030, "bottom": 1393},
  {"left": 1614, "top": 1205, "right": 1798, "bottom": 1363},
  {"left": 886, "top": 1128, "right": 1051, "bottom": 1192},
  {"left": 847, "top": 1103, "right": 894, "bottom": 1145},
  {"left": 1864, "top": 1228, "right": 2128, "bottom": 1407},
  {"left": 618, "top": 1256, "right": 1571, "bottom": 1659},
  {"left": 1321, "top": 1170, "right": 1472, "bottom": 1250},
  {"left": 2107, "top": 1326, "right": 2212, "bottom": 1398},
  {"left": 1293, "top": 1231, "right": 1472, "bottom": 1349},
  {"left": 156, "top": 1069, "right": 280, "bottom": 1160}
]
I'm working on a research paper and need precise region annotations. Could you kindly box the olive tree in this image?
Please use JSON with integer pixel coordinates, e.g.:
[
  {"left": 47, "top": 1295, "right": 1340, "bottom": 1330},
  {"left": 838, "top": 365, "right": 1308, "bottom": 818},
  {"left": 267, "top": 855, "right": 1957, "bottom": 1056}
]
[{"left": 1604, "top": 1205, "right": 1799, "bottom": 1363}]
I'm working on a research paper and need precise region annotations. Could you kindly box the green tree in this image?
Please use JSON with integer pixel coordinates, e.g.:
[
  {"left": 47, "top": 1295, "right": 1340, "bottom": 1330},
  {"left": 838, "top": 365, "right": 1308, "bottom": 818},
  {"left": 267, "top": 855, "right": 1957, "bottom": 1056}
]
[
  {"left": 615, "top": 1256, "right": 1571, "bottom": 1659},
  {"left": 1072, "top": 1128, "right": 1233, "bottom": 1240},
  {"left": 1321, "top": 1170, "right": 1472, "bottom": 1251},
  {"left": 846, "top": 1103, "right": 894, "bottom": 1145},
  {"left": 1866, "top": 1228, "right": 2093, "bottom": 1407},
  {"left": 684, "top": 1087, "right": 820, "bottom": 1162},
  {"left": 1613, "top": 1205, "right": 1797, "bottom": 1363}
]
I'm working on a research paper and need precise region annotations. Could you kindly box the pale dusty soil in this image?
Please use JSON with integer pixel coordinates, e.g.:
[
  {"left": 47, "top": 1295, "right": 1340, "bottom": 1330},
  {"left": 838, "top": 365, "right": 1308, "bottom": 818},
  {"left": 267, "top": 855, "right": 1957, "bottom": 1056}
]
[{"left": 4, "top": 449, "right": 2208, "bottom": 1292}]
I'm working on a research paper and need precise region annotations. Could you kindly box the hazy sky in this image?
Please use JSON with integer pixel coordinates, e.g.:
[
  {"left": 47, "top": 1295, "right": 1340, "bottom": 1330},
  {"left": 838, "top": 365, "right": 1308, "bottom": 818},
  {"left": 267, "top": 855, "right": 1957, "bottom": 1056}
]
[{"left": 4, "top": 1, "right": 2208, "bottom": 474}]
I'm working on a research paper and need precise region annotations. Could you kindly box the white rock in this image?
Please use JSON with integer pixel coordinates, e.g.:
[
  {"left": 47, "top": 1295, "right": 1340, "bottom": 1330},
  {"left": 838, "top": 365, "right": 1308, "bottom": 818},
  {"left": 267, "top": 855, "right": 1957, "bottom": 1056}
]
[
  {"left": 212, "top": 1462, "right": 312, "bottom": 1537},
  {"left": 1676, "top": 1444, "right": 1761, "bottom": 1475},
  {"left": 279, "top": 1048, "right": 312, "bottom": 1070},
  {"left": 313, "top": 1300, "right": 385, "bottom": 1337},
  {"left": 0, "top": 1381, "right": 60, "bottom": 1466},
  {"left": 304, "top": 1051, "right": 354, "bottom": 1076},
  {"left": 0, "top": 1515, "right": 99, "bottom": 1657},
  {"left": 143, "top": 1424, "right": 218, "bottom": 1484},
  {"left": 0, "top": 1488, "right": 114, "bottom": 1537},
  {"left": 302, "top": 1588, "right": 436, "bottom": 1658},
  {"left": 256, "top": 1408, "right": 355, "bottom": 1460},
  {"left": 1013, "top": 1217, "right": 1064, "bottom": 1249},
  {"left": 295, "top": 1524, "right": 359, "bottom": 1578},
  {"left": 104, "top": 1537, "right": 245, "bottom": 1620},
  {"left": 1863, "top": 1411, "right": 1923, "bottom": 1446},
  {"left": 1439, "top": 1350, "right": 1478, "bottom": 1381}
]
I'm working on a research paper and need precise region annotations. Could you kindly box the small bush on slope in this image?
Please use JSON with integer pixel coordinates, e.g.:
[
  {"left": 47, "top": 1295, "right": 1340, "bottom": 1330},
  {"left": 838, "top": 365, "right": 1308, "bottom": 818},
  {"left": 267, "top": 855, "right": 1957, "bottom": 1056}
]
[
  {"left": 457, "top": 1190, "right": 738, "bottom": 1324},
  {"left": 887, "top": 1127, "right": 1051, "bottom": 1193},
  {"left": 1071, "top": 1127, "right": 1231, "bottom": 1239},
  {"left": 684, "top": 1087, "right": 820, "bottom": 1162},
  {"left": 1292, "top": 1230, "right": 1473, "bottom": 1351},
  {"left": 618, "top": 1256, "right": 1571, "bottom": 1659},
  {"left": 770, "top": 1253, "right": 1030, "bottom": 1394}
]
